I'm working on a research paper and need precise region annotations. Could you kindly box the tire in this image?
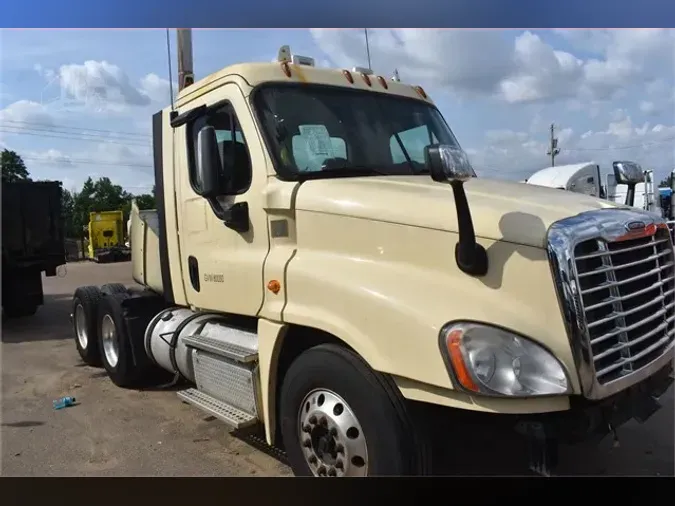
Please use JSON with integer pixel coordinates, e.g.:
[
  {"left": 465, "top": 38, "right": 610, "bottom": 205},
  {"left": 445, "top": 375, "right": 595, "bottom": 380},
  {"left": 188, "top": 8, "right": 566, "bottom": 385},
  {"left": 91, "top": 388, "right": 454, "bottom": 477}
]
[
  {"left": 72, "top": 286, "right": 103, "bottom": 366},
  {"left": 279, "top": 343, "right": 428, "bottom": 477},
  {"left": 97, "top": 292, "right": 145, "bottom": 388},
  {"left": 100, "top": 283, "right": 128, "bottom": 296}
]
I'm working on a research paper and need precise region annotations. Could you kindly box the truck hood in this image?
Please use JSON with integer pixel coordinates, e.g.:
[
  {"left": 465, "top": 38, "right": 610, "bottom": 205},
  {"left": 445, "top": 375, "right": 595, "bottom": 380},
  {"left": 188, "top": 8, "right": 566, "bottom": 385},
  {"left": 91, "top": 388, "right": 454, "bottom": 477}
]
[{"left": 295, "top": 176, "right": 622, "bottom": 248}]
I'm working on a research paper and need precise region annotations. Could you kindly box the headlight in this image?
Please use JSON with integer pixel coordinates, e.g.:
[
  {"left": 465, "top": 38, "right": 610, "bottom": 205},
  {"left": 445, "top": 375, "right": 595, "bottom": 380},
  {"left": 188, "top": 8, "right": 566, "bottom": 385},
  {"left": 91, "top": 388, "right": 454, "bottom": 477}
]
[{"left": 439, "top": 322, "right": 571, "bottom": 397}]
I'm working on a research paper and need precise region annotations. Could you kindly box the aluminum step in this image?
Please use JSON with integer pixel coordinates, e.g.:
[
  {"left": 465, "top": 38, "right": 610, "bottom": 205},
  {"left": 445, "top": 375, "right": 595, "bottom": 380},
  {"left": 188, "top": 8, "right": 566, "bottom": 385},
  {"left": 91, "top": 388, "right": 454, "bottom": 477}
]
[
  {"left": 177, "top": 388, "right": 257, "bottom": 429},
  {"left": 182, "top": 335, "right": 258, "bottom": 363}
]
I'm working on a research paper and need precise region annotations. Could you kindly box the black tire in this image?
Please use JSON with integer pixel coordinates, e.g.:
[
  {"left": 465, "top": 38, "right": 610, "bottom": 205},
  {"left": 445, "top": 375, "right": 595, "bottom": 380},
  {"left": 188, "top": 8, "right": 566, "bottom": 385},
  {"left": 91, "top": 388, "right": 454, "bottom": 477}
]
[
  {"left": 100, "top": 283, "right": 128, "bottom": 296},
  {"left": 97, "top": 292, "right": 145, "bottom": 388},
  {"left": 279, "top": 343, "right": 429, "bottom": 477},
  {"left": 72, "top": 286, "right": 103, "bottom": 366}
]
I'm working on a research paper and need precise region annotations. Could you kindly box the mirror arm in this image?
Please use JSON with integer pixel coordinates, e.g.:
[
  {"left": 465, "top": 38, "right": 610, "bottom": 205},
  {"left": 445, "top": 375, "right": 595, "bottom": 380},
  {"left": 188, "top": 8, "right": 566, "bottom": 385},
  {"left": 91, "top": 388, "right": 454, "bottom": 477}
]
[
  {"left": 625, "top": 183, "right": 636, "bottom": 208},
  {"left": 450, "top": 181, "right": 488, "bottom": 277}
]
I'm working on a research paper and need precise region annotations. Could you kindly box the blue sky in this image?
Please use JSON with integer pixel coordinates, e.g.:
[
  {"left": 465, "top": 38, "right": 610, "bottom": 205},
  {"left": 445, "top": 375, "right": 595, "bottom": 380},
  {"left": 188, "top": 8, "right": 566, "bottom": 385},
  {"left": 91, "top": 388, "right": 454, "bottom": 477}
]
[{"left": 1, "top": 29, "right": 673, "bottom": 193}]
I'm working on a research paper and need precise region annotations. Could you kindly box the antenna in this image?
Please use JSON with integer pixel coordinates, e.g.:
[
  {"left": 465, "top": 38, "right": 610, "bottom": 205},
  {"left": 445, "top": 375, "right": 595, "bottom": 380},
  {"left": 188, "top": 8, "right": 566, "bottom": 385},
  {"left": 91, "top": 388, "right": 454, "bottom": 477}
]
[
  {"left": 364, "top": 28, "right": 372, "bottom": 71},
  {"left": 165, "top": 29, "right": 175, "bottom": 110}
]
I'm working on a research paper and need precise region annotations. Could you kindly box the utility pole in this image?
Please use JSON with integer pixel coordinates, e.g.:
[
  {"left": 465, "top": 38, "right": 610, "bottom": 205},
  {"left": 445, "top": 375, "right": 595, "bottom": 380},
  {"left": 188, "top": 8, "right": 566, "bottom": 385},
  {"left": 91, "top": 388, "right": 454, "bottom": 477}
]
[
  {"left": 364, "top": 28, "right": 372, "bottom": 71},
  {"left": 177, "top": 29, "right": 194, "bottom": 92},
  {"left": 547, "top": 123, "right": 560, "bottom": 167}
]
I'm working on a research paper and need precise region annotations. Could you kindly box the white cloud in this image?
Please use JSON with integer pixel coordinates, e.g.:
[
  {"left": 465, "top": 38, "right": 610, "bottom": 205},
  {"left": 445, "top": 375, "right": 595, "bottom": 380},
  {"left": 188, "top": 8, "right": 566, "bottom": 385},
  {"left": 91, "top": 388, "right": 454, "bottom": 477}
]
[
  {"left": 498, "top": 31, "right": 584, "bottom": 103},
  {"left": 22, "top": 141, "right": 154, "bottom": 193},
  {"left": 25, "top": 148, "right": 73, "bottom": 166},
  {"left": 468, "top": 115, "right": 675, "bottom": 182},
  {"left": 0, "top": 100, "right": 55, "bottom": 126},
  {"left": 310, "top": 29, "right": 675, "bottom": 105},
  {"left": 36, "top": 60, "right": 172, "bottom": 114},
  {"left": 639, "top": 101, "right": 657, "bottom": 115},
  {"left": 310, "top": 29, "right": 516, "bottom": 96},
  {"left": 139, "top": 73, "right": 175, "bottom": 103}
]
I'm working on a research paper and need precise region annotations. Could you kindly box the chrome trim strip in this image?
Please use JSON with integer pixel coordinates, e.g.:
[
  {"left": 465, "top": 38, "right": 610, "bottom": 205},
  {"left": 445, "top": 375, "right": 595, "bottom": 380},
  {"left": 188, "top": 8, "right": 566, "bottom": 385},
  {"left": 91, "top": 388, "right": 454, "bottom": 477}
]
[{"left": 547, "top": 207, "right": 675, "bottom": 400}]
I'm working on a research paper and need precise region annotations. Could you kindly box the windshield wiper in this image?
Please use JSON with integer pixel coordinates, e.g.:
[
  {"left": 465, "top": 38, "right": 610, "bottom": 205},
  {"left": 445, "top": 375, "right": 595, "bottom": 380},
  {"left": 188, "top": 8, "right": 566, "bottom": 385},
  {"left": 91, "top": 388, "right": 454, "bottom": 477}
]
[{"left": 297, "top": 165, "right": 390, "bottom": 180}]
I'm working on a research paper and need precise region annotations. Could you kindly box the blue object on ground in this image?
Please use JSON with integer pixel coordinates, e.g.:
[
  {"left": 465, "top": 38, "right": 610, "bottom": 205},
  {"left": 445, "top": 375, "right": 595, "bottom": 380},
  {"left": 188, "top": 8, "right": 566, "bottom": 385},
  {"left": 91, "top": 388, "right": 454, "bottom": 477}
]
[{"left": 53, "top": 396, "right": 76, "bottom": 410}]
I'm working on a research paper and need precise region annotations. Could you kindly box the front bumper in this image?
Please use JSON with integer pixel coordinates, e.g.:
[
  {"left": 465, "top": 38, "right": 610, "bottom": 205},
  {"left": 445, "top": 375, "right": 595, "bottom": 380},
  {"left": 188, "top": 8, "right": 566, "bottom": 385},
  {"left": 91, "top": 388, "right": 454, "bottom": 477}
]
[
  {"left": 514, "top": 361, "right": 673, "bottom": 475},
  {"left": 515, "top": 361, "right": 673, "bottom": 445},
  {"left": 411, "top": 361, "right": 673, "bottom": 476}
]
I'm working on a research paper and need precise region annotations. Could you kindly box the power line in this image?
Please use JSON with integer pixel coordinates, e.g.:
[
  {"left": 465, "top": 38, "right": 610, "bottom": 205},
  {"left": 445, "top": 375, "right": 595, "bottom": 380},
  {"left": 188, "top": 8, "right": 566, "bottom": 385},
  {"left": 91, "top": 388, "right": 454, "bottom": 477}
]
[
  {"left": 0, "top": 127, "right": 151, "bottom": 147},
  {"left": 1, "top": 120, "right": 151, "bottom": 142},
  {"left": 21, "top": 155, "right": 152, "bottom": 169},
  {"left": 562, "top": 136, "right": 675, "bottom": 152},
  {"left": 0, "top": 118, "right": 151, "bottom": 138}
]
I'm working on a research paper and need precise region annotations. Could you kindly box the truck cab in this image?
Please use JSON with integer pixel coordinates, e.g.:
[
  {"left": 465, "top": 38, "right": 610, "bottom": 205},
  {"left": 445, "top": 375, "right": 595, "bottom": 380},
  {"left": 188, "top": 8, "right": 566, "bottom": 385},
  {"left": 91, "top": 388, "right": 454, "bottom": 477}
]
[{"left": 72, "top": 46, "right": 675, "bottom": 477}]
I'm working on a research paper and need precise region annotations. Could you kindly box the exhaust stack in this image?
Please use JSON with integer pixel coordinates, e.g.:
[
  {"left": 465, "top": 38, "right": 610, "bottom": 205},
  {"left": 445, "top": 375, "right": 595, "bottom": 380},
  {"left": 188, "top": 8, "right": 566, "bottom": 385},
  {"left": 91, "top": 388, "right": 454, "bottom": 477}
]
[{"left": 177, "top": 29, "right": 194, "bottom": 91}]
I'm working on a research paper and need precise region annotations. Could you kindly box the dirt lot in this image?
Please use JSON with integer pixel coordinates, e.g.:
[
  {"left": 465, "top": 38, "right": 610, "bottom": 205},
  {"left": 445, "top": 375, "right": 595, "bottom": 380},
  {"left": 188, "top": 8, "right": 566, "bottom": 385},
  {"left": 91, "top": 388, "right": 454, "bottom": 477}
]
[{"left": 1, "top": 261, "right": 673, "bottom": 476}]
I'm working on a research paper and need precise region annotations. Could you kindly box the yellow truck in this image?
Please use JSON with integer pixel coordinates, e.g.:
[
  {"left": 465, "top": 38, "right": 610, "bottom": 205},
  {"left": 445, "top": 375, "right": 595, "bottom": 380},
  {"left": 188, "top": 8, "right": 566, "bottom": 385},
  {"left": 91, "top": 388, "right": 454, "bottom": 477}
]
[
  {"left": 87, "top": 210, "right": 131, "bottom": 263},
  {"left": 69, "top": 43, "right": 674, "bottom": 477}
]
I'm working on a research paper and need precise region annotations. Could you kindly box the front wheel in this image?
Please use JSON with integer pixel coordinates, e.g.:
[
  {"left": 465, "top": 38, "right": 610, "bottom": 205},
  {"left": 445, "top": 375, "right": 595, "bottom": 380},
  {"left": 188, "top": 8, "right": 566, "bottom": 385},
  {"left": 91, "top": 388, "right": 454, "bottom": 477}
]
[{"left": 279, "top": 344, "right": 428, "bottom": 477}]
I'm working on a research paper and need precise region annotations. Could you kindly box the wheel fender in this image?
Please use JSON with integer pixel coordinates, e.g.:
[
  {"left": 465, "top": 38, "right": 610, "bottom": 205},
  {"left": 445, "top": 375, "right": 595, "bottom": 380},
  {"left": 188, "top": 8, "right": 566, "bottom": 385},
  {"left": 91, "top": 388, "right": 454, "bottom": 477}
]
[{"left": 257, "top": 319, "right": 289, "bottom": 446}]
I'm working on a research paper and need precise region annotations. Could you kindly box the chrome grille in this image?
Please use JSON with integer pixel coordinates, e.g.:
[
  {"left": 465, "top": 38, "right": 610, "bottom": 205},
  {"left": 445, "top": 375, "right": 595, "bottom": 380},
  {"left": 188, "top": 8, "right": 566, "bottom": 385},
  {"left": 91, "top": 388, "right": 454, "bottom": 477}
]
[{"left": 573, "top": 227, "right": 675, "bottom": 385}]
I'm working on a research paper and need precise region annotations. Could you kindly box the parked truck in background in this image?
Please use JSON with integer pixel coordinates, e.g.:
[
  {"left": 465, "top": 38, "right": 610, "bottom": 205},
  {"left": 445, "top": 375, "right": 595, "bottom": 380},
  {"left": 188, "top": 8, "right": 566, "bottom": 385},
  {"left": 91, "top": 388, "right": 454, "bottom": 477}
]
[
  {"left": 527, "top": 164, "right": 675, "bottom": 242},
  {"left": 2, "top": 180, "right": 66, "bottom": 318},
  {"left": 86, "top": 210, "right": 131, "bottom": 263},
  {"left": 69, "top": 39, "right": 674, "bottom": 477}
]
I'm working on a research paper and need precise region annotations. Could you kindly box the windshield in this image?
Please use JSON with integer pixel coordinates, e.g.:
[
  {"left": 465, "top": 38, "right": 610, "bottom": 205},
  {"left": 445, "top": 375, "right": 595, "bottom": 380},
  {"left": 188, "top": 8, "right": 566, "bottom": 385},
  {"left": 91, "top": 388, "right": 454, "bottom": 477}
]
[{"left": 253, "top": 84, "right": 468, "bottom": 180}]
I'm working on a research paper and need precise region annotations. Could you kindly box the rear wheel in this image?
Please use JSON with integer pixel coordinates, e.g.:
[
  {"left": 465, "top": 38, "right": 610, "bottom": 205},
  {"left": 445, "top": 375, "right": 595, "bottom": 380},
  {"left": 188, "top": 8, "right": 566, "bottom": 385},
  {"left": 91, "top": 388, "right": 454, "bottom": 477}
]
[
  {"left": 279, "top": 344, "right": 428, "bottom": 477},
  {"left": 100, "top": 283, "right": 128, "bottom": 296},
  {"left": 72, "top": 286, "right": 103, "bottom": 366},
  {"left": 97, "top": 293, "right": 148, "bottom": 388}
]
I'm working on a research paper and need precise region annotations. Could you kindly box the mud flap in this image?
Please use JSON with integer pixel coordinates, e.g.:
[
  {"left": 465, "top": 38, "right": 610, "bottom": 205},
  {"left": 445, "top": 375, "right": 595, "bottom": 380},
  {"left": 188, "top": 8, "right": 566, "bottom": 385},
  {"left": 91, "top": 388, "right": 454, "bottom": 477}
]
[
  {"left": 120, "top": 293, "right": 168, "bottom": 369},
  {"left": 515, "top": 421, "right": 559, "bottom": 477}
]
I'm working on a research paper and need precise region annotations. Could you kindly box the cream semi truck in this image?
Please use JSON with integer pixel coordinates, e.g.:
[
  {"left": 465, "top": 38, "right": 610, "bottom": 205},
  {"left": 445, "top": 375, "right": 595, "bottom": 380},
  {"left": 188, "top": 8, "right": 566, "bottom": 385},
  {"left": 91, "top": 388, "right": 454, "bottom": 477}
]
[{"left": 69, "top": 44, "right": 674, "bottom": 477}]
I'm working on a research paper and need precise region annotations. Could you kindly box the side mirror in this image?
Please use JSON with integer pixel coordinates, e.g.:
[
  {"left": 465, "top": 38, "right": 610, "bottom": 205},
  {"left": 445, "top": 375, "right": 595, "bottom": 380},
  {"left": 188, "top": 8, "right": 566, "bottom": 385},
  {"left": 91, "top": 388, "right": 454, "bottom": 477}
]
[
  {"left": 612, "top": 161, "right": 643, "bottom": 207},
  {"left": 424, "top": 145, "right": 474, "bottom": 183},
  {"left": 196, "top": 126, "right": 224, "bottom": 199},
  {"left": 423, "top": 144, "right": 487, "bottom": 277},
  {"left": 612, "top": 161, "right": 644, "bottom": 185}
]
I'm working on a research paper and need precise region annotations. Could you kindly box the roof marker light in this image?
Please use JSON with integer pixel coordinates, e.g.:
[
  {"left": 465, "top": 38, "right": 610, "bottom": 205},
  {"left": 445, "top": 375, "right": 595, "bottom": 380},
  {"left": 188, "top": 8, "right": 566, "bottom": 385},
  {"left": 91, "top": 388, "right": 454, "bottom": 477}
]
[
  {"left": 377, "top": 76, "right": 388, "bottom": 89},
  {"left": 361, "top": 73, "right": 372, "bottom": 87},
  {"left": 292, "top": 55, "right": 315, "bottom": 67},
  {"left": 343, "top": 70, "right": 354, "bottom": 84},
  {"left": 414, "top": 85, "right": 428, "bottom": 99}
]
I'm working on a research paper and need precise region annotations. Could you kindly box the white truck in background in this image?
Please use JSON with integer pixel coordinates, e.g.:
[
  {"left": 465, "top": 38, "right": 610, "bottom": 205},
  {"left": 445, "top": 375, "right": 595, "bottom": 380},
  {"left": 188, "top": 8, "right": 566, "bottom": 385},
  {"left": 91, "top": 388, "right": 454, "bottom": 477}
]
[{"left": 527, "top": 163, "right": 675, "bottom": 242}]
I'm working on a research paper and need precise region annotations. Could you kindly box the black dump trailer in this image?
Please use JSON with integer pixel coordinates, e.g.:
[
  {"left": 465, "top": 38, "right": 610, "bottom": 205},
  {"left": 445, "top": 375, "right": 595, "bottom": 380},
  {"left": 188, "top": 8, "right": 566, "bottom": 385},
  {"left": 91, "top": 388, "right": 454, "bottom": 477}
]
[{"left": 2, "top": 181, "right": 66, "bottom": 318}]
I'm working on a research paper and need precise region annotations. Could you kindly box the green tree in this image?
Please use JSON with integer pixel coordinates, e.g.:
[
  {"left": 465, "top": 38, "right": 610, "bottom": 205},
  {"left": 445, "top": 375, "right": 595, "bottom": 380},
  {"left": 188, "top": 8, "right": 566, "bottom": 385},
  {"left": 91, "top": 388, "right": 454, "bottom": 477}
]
[
  {"left": 1, "top": 149, "right": 32, "bottom": 183},
  {"left": 658, "top": 175, "right": 672, "bottom": 188},
  {"left": 61, "top": 189, "right": 77, "bottom": 238},
  {"left": 70, "top": 177, "right": 131, "bottom": 238}
]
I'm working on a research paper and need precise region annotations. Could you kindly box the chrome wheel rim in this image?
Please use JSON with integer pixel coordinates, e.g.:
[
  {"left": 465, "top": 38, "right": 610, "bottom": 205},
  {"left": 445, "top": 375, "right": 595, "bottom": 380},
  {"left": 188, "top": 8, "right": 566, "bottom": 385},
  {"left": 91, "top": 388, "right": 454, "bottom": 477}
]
[
  {"left": 74, "top": 304, "right": 88, "bottom": 349},
  {"left": 297, "top": 389, "right": 368, "bottom": 477},
  {"left": 101, "top": 314, "right": 119, "bottom": 368}
]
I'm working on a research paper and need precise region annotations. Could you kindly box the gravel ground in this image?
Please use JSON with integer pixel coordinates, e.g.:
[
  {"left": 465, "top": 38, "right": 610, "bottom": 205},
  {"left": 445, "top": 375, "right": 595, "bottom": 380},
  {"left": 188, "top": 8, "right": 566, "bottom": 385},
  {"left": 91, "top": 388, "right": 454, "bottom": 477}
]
[{"left": 1, "top": 261, "right": 672, "bottom": 476}]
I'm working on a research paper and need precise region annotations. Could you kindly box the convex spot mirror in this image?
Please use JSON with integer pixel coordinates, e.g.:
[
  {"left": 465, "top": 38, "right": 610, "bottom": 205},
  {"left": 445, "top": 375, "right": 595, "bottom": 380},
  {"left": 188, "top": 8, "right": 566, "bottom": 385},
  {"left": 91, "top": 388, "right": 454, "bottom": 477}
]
[{"left": 424, "top": 145, "right": 475, "bottom": 184}]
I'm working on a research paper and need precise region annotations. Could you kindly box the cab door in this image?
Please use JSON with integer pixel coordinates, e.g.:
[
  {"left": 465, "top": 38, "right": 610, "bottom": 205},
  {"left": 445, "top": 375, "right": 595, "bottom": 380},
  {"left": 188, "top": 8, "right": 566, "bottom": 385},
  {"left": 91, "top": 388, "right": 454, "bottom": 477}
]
[{"left": 173, "top": 83, "right": 270, "bottom": 316}]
